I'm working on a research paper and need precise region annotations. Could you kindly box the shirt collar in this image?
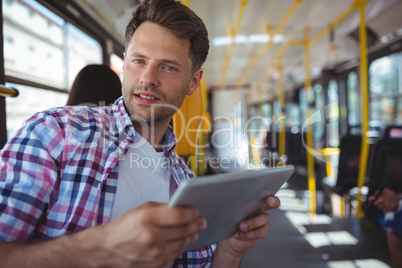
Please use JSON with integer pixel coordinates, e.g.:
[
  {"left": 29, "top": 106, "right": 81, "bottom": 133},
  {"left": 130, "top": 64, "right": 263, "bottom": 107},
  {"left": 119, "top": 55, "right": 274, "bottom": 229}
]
[{"left": 111, "top": 96, "right": 178, "bottom": 152}]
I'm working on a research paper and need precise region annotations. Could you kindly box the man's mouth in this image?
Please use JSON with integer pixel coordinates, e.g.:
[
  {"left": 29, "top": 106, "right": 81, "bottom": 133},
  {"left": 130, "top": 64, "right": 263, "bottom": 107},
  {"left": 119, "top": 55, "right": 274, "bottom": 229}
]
[
  {"left": 136, "top": 94, "right": 158, "bottom": 100},
  {"left": 134, "top": 93, "right": 160, "bottom": 105}
]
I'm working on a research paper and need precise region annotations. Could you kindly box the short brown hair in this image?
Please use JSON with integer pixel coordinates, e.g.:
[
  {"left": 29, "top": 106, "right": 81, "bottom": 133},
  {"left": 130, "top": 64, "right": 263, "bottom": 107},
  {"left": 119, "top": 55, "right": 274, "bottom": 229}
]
[{"left": 125, "top": 0, "right": 209, "bottom": 73}]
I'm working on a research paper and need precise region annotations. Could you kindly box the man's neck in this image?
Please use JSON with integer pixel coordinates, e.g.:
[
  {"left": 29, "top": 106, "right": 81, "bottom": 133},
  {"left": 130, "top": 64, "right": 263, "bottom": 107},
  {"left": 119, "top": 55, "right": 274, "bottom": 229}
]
[{"left": 133, "top": 120, "right": 170, "bottom": 152}]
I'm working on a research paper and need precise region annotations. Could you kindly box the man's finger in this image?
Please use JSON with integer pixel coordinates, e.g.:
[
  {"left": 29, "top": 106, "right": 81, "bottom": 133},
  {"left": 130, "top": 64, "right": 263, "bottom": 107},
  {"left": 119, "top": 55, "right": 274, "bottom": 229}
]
[
  {"left": 263, "top": 196, "right": 280, "bottom": 212},
  {"left": 238, "top": 213, "right": 270, "bottom": 232},
  {"left": 138, "top": 204, "right": 200, "bottom": 226},
  {"left": 163, "top": 218, "right": 207, "bottom": 241},
  {"left": 234, "top": 224, "right": 270, "bottom": 241}
]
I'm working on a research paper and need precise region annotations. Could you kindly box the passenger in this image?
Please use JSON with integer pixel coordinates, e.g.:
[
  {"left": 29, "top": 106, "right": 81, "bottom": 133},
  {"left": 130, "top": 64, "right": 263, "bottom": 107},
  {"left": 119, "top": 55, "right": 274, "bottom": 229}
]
[
  {"left": 368, "top": 188, "right": 402, "bottom": 268},
  {"left": 0, "top": 0, "right": 280, "bottom": 267},
  {"left": 66, "top": 64, "right": 122, "bottom": 107}
]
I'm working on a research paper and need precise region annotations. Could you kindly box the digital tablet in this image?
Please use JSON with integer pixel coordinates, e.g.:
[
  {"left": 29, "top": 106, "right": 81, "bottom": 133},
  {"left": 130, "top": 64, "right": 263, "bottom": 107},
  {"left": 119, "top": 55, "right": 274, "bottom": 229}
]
[{"left": 169, "top": 165, "right": 294, "bottom": 251}]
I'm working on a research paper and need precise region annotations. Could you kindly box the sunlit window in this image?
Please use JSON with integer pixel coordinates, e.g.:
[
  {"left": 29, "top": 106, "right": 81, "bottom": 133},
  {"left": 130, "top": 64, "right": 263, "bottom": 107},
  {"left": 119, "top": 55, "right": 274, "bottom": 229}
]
[
  {"left": 369, "top": 52, "right": 401, "bottom": 125},
  {"left": 247, "top": 104, "right": 259, "bottom": 138},
  {"left": 286, "top": 104, "right": 300, "bottom": 129},
  {"left": 347, "top": 72, "right": 360, "bottom": 127},
  {"left": 396, "top": 97, "right": 402, "bottom": 125},
  {"left": 2, "top": 0, "right": 103, "bottom": 140},
  {"left": 261, "top": 103, "right": 272, "bottom": 119},
  {"left": 66, "top": 23, "right": 102, "bottom": 88},
  {"left": 370, "top": 54, "right": 398, "bottom": 97},
  {"left": 313, "top": 84, "right": 324, "bottom": 140},
  {"left": 299, "top": 88, "right": 307, "bottom": 127},
  {"left": 3, "top": 0, "right": 102, "bottom": 90},
  {"left": 111, "top": 53, "right": 124, "bottom": 80},
  {"left": 5, "top": 83, "right": 68, "bottom": 138},
  {"left": 327, "top": 80, "right": 339, "bottom": 147}
]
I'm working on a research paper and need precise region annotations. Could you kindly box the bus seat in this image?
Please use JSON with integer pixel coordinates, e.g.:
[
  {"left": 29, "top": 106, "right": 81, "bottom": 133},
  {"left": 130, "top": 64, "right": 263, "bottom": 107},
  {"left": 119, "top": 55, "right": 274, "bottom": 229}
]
[
  {"left": 366, "top": 125, "right": 402, "bottom": 197},
  {"left": 322, "top": 134, "right": 362, "bottom": 196}
]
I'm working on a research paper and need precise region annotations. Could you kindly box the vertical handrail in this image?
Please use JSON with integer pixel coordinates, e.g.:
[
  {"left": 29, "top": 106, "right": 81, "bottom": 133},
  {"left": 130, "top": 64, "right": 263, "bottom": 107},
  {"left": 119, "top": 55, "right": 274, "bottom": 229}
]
[
  {"left": 304, "top": 28, "right": 317, "bottom": 218},
  {"left": 277, "top": 62, "right": 286, "bottom": 162},
  {"left": 173, "top": 0, "right": 204, "bottom": 175},
  {"left": 355, "top": 0, "right": 369, "bottom": 218}
]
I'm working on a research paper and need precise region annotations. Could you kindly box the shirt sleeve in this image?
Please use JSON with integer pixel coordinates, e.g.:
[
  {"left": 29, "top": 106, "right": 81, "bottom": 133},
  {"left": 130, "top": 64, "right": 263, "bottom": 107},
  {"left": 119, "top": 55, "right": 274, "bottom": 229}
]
[
  {"left": 0, "top": 111, "right": 63, "bottom": 242},
  {"left": 173, "top": 245, "right": 215, "bottom": 267}
]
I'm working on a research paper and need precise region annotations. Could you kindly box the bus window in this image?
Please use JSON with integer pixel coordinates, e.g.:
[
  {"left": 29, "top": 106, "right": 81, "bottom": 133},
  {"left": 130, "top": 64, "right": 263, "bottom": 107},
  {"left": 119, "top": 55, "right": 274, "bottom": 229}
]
[
  {"left": 66, "top": 23, "right": 103, "bottom": 88},
  {"left": 327, "top": 79, "right": 339, "bottom": 147},
  {"left": 397, "top": 97, "right": 402, "bottom": 125},
  {"left": 5, "top": 83, "right": 68, "bottom": 138},
  {"left": 261, "top": 102, "right": 272, "bottom": 120},
  {"left": 347, "top": 72, "right": 360, "bottom": 127},
  {"left": 248, "top": 104, "right": 259, "bottom": 138},
  {"left": 286, "top": 104, "right": 300, "bottom": 132},
  {"left": 110, "top": 53, "right": 124, "bottom": 80},
  {"left": 273, "top": 99, "right": 281, "bottom": 117},
  {"left": 369, "top": 53, "right": 399, "bottom": 125},
  {"left": 3, "top": 0, "right": 102, "bottom": 141},
  {"left": 3, "top": 0, "right": 64, "bottom": 88},
  {"left": 3, "top": 0, "right": 102, "bottom": 90},
  {"left": 313, "top": 84, "right": 324, "bottom": 141},
  {"left": 3, "top": 0, "right": 103, "bottom": 139}
]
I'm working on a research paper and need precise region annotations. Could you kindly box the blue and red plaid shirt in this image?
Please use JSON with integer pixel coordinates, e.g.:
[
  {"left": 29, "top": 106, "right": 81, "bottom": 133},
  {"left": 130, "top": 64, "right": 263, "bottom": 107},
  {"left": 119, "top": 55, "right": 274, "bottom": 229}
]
[{"left": 0, "top": 97, "right": 213, "bottom": 267}]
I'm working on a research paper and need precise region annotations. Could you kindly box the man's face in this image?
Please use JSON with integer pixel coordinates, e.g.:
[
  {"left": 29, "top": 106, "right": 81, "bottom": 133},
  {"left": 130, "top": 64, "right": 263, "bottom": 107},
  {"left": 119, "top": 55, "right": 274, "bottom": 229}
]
[{"left": 122, "top": 21, "right": 202, "bottom": 125}]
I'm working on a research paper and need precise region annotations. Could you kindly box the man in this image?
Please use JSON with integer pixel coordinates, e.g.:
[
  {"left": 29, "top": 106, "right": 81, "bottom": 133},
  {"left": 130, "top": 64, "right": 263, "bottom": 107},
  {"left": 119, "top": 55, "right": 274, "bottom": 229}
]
[{"left": 0, "top": 0, "right": 280, "bottom": 267}]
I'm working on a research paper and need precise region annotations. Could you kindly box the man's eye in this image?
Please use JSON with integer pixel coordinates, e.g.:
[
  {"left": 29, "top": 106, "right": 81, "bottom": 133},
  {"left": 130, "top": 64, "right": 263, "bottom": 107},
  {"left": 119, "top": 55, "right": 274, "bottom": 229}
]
[
  {"left": 165, "top": 66, "right": 176, "bottom": 71},
  {"left": 133, "top": 59, "right": 144, "bottom": 64}
]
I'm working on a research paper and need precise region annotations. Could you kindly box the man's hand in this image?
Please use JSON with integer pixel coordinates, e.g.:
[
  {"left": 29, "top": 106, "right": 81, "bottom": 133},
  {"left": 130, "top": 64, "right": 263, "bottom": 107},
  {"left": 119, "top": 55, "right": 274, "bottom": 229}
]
[
  {"left": 80, "top": 202, "right": 207, "bottom": 267},
  {"left": 0, "top": 202, "right": 207, "bottom": 268},
  {"left": 212, "top": 196, "right": 281, "bottom": 267},
  {"left": 369, "top": 188, "right": 399, "bottom": 213}
]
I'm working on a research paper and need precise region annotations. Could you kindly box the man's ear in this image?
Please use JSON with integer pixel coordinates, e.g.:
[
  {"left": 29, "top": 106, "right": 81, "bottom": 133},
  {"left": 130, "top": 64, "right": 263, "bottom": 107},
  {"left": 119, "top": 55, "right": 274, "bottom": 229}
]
[
  {"left": 187, "top": 68, "right": 203, "bottom": 95},
  {"left": 122, "top": 52, "right": 126, "bottom": 70}
]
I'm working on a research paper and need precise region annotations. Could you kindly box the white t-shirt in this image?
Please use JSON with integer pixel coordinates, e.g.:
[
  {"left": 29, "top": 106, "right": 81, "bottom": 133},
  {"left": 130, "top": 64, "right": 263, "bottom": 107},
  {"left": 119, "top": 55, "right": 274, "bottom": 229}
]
[
  {"left": 110, "top": 132, "right": 176, "bottom": 267},
  {"left": 110, "top": 131, "right": 171, "bottom": 220}
]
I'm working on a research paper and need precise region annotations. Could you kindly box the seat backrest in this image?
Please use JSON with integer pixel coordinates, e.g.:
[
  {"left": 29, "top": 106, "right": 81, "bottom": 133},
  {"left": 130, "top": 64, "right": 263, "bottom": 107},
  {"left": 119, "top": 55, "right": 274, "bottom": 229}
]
[
  {"left": 367, "top": 125, "right": 402, "bottom": 196},
  {"left": 333, "top": 134, "right": 362, "bottom": 195},
  {"left": 286, "top": 131, "right": 307, "bottom": 166}
]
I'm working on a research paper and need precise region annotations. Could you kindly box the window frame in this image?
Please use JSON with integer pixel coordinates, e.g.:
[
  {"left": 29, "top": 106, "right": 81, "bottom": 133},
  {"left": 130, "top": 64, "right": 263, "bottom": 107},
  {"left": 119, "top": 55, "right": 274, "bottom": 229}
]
[{"left": 0, "top": 0, "right": 125, "bottom": 146}]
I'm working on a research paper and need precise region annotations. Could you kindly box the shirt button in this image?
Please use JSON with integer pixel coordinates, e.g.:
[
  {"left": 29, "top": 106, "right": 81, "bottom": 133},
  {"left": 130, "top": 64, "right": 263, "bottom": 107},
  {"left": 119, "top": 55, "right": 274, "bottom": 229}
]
[{"left": 127, "top": 130, "right": 133, "bottom": 136}]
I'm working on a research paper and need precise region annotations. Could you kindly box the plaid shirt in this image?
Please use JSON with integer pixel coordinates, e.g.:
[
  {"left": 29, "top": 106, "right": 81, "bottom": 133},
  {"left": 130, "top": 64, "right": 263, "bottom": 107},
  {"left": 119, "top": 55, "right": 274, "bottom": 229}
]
[{"left": 0, "top": 97, "right": 213, "bottom": 267}]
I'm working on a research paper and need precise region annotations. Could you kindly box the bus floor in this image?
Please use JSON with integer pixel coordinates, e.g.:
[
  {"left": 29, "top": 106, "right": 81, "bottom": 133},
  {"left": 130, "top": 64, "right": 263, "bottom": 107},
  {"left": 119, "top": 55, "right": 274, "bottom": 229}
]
[{"left": 240, "top": 183, "right": 392, "bottom": 267}]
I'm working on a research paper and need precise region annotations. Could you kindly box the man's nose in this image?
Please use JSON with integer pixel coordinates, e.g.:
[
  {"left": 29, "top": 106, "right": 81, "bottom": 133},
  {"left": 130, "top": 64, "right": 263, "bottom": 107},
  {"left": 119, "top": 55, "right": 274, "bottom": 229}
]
[{"left": 140, "top": 64, "right": 159, "bottom": 87}]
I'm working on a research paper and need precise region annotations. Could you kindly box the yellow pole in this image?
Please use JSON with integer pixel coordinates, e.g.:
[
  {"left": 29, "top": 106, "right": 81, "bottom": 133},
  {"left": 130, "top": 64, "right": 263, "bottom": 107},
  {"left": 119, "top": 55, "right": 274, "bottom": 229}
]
[
  {"left": 182, "top": 0, "right": 190, "bottom": 7},
  {"left": 304, "top": 28, "right": 316, "bottom": 218},
  {"left": 235, "top": 0, "right": 303, "bottom": 89},
  {"left": 0, "top": 85, "right": 19, "bottom": 98},
  {"left": 309, "top": 3, "right": 356, "bottom": 46},
  {"left": 355, "top": 0, "right": 369, "bottom": 218},
  {"left": 219, "top": 0, "right": 248, "bottom": 90},
  {"left": 277, "top": 61, "right": 286, "bottom": 161}
]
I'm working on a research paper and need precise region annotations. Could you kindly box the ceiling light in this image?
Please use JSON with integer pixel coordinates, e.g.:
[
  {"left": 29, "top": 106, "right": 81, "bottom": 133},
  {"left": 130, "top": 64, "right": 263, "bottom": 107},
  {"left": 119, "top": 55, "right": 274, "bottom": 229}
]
[{"left": 212, "top": 33, "right": 284, "bottom": 47}]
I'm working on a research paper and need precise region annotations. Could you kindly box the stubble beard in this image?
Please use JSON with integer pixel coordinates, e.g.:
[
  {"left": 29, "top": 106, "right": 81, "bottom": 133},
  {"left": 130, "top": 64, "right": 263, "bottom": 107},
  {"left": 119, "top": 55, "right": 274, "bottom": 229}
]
[{"left": 122, "top": 84, "right": 181, "bottom": 125}]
